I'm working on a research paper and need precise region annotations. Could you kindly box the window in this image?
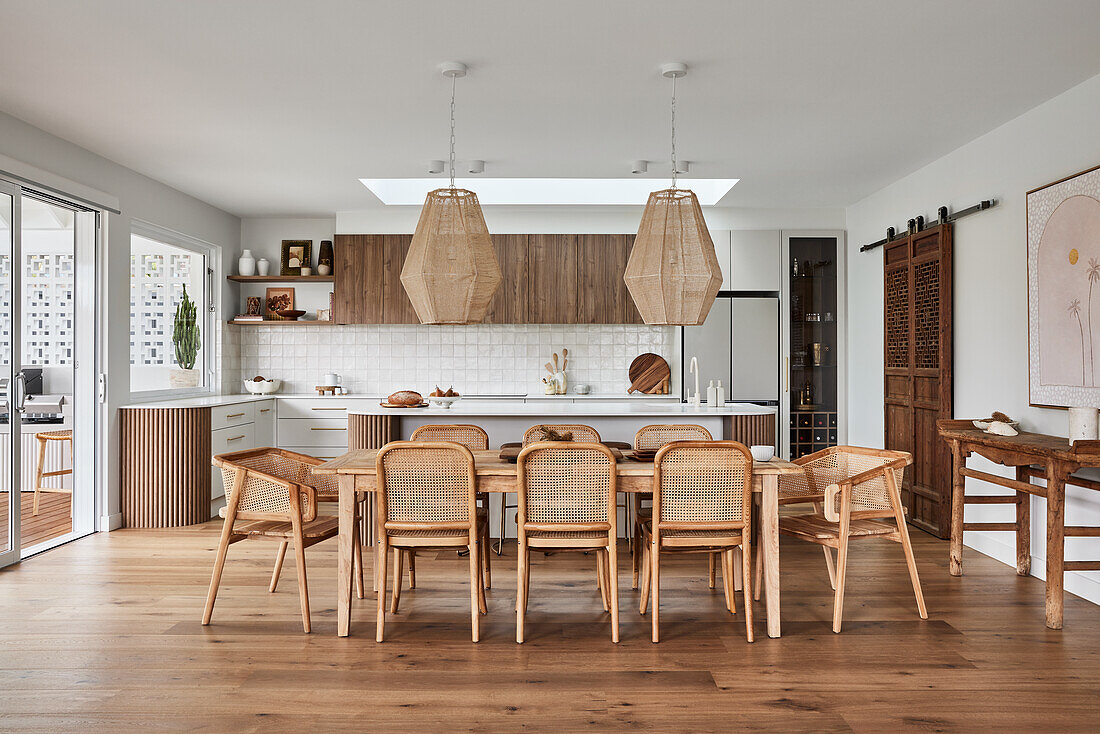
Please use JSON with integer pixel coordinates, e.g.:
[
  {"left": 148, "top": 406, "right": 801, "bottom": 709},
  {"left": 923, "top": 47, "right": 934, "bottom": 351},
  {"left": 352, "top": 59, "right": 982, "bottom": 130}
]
[{"left": 129, "top": 223, "right": 214, "bottom": 394}]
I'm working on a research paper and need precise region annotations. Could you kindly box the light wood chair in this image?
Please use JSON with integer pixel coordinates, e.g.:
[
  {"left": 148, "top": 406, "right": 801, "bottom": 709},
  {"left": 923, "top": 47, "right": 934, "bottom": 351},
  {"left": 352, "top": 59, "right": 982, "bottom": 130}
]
[
  {"left": 374, "top": 441, "right": 490, "bottom": 642},
  {"left": 495, "top": 424, "right": 603, "bottom": 556},
  {"left": 264, "top": 450, "right": 364, "bottom": 600},
  {"left": 639, "top": 441, "right": 754, "bottom": 643},
  {"left": 32, "top": 429, "right": 72, "bottom": 516},
  {"left": 204, "top": 448, "right": 351, "bottom": 633},
  {"left": 631, "top": 424, "right": 716, "bottom": 590},
  {"left": 409, "top": 424, "right": 492, "bottom": 585},
  {"left": 515, "top": 442, "right": 619, "bottom": 644},
  {"left": 774, "top": 446, "right": 926, "bottom": 633}
]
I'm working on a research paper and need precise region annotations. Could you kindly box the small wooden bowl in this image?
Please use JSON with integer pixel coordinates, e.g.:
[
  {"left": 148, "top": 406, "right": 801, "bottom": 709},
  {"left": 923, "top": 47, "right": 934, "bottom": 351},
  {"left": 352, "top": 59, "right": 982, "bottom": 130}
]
[{"left": 276, "top": 309, "right": 306, "bottom": 321}]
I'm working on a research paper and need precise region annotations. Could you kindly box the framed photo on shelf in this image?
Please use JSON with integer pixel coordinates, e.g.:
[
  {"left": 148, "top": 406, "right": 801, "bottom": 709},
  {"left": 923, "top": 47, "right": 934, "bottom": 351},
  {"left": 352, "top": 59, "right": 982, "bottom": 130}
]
[
  {"left": 245, "top": 296, "right": 262, "bottom": 316},
  {"left": 281, "top": 240, "right": 312, "bottom": 276},
  {"left": 265, "top": 287, "right": 295, "bottom": 319}
]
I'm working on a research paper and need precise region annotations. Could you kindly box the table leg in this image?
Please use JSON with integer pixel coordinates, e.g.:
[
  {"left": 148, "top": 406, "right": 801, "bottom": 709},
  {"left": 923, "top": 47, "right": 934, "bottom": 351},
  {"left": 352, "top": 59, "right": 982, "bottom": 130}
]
[
  {"left": 337, "top": 476, "right": 355, "bottom": 637},
  {"left": 949, "top": 442, "right": 966, "bottom": 576},
  {"left": 1015, "top": 466, "right": 1032, "bottom": 576},
  {"left": 761, "top": 474, "right": 781, "bottom": 639},
  {"left": 1045, "top": 465, "right": 1065, "bottom": 630}
]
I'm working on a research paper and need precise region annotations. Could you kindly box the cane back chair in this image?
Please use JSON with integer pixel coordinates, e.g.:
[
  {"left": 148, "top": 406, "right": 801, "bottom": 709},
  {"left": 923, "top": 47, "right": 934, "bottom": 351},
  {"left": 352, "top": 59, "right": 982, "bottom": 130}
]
[
  {"left": 204, "top": 448, "right": 356, "bottom": 633},
  {"left": 639, "top": 441, "right": 755, "bottom": 643},
  {"left": 515, "top": 442, "right": 619, "bottom": 644},
  {"left": 775, "top": 446, "right": 927, "bottom": 633},
  {"left": 374, "top": 442, "right": 490, "bottom": 642}
]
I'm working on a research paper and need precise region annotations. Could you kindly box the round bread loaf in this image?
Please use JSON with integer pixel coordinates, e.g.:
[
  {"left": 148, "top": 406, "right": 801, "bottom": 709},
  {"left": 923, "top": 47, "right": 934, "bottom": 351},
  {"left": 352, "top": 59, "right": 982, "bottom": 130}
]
[{"left": 387, "top": 390, "right": 422, "bottom": 406}]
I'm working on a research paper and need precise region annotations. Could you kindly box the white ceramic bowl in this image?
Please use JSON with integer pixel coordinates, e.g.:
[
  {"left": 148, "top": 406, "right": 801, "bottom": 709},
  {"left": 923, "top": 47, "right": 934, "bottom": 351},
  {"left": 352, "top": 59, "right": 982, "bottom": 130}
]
[
  {"left": 750, "top": 444, "right": 775, "bottom": 462},
  {"left": 427, "top": 395, "right": 460, "bottom": 409},
  {"left": 243, "top": 378, "right": 281, "bottom": 395}
]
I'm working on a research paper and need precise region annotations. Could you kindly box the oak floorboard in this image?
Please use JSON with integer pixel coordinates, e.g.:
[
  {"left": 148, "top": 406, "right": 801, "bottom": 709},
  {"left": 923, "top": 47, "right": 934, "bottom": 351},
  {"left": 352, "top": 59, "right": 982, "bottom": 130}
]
[{"left": 0, "top": 521, "right": 1098, "bottom": 731}]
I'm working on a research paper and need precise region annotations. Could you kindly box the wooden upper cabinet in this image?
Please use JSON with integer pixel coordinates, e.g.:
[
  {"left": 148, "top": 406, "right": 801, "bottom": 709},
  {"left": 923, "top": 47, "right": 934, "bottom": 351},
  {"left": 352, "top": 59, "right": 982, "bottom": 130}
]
[
  {"left": 334, "top": 234, "right": 383, "bottom": 324},
  {"left": 528, "top": 234, "right": 579, "bottom": 323},
  {"left": 485, "top": 234, "right": 529, "bottom": 323},
  {"left": 381, "top": 235, "right": 419, "bottom": 324},
  {"left": 577, "top": 234, "right": 642, "bottom": 324}
]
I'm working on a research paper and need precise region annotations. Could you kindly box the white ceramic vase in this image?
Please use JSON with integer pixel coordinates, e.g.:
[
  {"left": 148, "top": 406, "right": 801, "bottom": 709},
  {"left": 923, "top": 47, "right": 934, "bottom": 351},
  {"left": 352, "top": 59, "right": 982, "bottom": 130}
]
[
  {"left": 238, "top": 249, "right": 256, "bottom": 276},
  {"left": 256, "top": 258, "right": 271, "bottom": 276},
  {"left": 1067, "top": 406, "right": 1098, "bottom": 443}
]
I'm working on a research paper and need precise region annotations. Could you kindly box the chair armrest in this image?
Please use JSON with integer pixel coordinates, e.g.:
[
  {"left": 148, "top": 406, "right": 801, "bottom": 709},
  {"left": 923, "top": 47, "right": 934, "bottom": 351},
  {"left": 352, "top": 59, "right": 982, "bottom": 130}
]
[{"left": 822, "top": 459, "right": 907, "bottom": 522}]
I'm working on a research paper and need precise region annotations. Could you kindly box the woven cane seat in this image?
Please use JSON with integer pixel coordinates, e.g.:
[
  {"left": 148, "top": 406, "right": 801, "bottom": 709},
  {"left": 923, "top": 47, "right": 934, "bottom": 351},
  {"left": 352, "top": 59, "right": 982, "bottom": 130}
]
[
  {"left": 388, "top": 527, "right": 471, "bottom": 538},
  {"left": 526, "top": 529, "right": 607, "bottom": 540},
  {"left": 226, "top": 516, "right": 340, "bottom": 539},
  {"left": 779, "top": 515, "right": 897, "bottom": 540},
  {"left": 35, "top": 429, "right": 73, "bottom": 440}
]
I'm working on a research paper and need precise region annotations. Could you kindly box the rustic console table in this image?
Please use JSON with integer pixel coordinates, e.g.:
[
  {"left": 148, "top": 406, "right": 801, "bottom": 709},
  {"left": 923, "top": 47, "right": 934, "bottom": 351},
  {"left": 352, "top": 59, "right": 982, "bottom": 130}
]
[{"left": 938, "top": 419, "right": 1100, "bottom": 629}]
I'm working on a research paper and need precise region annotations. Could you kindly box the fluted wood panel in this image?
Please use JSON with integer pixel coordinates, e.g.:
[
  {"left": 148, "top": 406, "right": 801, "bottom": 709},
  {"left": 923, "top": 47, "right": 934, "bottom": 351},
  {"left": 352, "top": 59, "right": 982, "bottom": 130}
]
[
  {"left": 723, "top": 414, "right": 776, "bottom": 449},
  {"left": 120, "top": 408, "right": 211, "bottom": 528}
]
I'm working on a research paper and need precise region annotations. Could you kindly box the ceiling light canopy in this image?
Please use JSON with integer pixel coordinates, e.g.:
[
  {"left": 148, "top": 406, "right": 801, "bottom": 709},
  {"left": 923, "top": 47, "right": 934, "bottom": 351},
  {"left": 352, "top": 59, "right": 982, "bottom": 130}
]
[
  {"left": 361, "top": 177, "right": 738, "bottom": 206},
  {"left": 624, "top": 62, "right": 723, "bottom": 325},
  {"left": 401, "top": 62, "right": 501, "bottom": 325}
]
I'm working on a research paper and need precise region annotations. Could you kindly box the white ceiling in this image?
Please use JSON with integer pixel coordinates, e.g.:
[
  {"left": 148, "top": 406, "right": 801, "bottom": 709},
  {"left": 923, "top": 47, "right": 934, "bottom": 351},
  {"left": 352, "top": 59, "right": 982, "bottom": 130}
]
[{"left": 1, "top": 0, "right": 1099, "bottom": 217}]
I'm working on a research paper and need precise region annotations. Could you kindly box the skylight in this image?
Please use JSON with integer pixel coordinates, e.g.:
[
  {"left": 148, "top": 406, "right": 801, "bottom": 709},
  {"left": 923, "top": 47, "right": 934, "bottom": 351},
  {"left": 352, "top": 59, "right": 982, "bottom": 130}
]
[{"left": 359, "top": 178, "right": 739, "bottom": 206}]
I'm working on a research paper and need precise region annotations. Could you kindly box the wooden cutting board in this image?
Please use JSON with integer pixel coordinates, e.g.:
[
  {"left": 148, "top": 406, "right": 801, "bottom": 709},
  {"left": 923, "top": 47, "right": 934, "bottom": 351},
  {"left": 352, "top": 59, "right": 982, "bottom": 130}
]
[
  {"left": 627, "top": 353, "right": 671, "bottom": 394},
  {"left": 499, "top": 441, "right": 629, "bottom": 463}
]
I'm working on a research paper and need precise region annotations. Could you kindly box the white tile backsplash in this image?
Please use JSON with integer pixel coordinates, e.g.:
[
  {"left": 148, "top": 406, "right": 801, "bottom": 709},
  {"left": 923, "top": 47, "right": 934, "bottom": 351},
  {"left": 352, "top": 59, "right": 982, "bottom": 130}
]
[{"left": 231, "top": 324, "right": 676, "bottom": 396}]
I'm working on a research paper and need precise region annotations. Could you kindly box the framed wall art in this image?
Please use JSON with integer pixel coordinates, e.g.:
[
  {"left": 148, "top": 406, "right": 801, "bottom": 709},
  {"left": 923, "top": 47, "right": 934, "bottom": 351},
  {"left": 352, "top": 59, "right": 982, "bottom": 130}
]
[
  {"left": 1027, "top": 163, "right": 1100, "bottom": 407},
  {"left": 281, "top": 240, "right": 312, "bottom": 276},
  {"left": 265, "top": 287, "right": 295, "bottom": 319}
]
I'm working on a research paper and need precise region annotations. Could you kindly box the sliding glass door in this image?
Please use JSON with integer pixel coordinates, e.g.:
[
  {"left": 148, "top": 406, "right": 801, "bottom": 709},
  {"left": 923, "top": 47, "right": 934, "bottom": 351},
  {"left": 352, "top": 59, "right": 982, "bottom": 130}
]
[{"left": 0, "top": 182, "right": 97, "bottom": 569}]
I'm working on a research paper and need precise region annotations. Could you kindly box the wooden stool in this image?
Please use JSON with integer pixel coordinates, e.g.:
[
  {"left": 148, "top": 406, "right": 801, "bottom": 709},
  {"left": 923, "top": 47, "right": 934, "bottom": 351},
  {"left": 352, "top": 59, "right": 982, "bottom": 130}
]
[{"left": 33, "top": 429, "right": 73, "bottom": 516}]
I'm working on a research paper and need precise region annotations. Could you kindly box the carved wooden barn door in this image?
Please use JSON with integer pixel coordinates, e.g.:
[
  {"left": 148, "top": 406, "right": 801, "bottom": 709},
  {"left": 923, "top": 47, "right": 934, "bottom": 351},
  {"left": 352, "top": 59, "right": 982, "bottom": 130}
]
[{"left": 884, "top": 224, "right": 953, "bottom": 537}]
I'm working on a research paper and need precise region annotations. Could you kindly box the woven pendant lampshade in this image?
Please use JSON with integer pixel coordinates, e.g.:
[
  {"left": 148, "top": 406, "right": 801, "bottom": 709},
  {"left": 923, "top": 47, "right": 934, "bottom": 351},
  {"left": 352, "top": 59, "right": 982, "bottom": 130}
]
[
  {"left": 624, "top": 187, "right": 722, "bottom": 325},
  {"left": 401, "top": 187, "right": 502, "bottom": 324}
]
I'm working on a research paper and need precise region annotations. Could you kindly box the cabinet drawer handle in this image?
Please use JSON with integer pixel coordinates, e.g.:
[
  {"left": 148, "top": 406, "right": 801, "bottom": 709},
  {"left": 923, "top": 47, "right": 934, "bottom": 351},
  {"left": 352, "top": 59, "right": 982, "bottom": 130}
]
[
  {"left": 311, "top": 407, "right": 346, "bottom": 411},
  {"left": 311, "top": 427, "right": 347, "bottom": 431},
  {"left": 259, "top": 408, "right": 271, "bottom": 413},
  {"left": 226, "top": 435, "right": 246, "bottom": 442},
  {"left": 226, "top": 412, "right": 246, "bottom": 418}
]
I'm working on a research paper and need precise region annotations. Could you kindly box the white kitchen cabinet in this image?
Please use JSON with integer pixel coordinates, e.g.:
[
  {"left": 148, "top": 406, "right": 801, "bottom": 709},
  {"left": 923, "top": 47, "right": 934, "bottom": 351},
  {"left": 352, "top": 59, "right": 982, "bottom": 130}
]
[
  {"left": 728, "top": 230, "right": 782, "bottom": 291},
  {"left": 253, "top": 400, "right": 275, "bottom": 447}
]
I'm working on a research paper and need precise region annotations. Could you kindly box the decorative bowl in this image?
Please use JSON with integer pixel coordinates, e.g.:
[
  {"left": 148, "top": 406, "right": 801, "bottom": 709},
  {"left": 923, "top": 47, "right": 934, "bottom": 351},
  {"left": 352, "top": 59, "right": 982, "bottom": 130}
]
[
  {"left": 427, "top": 395, "right": 460, "bottom": 409},
  {"left": 243, "top": 378, "right": 281, "bottom": 395},
  {"left": 750, "top": 445, "right": 775, "bottom": 462},
  {"left": 276, "top": 309, "right": 306, "bottom": 321},
  {"left": 972, "top": 419, "right": 1020, "bottom": 431}
]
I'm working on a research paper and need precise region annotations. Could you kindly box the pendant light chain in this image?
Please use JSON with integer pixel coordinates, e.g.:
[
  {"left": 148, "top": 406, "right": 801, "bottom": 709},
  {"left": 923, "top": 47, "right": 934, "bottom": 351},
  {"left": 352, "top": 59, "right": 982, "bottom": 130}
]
[
  {"left": 670, "top": 73, "right": 677, "bottom": 190},
  {"left": 448, "top": 72, "right": 457, "bottom": 189}
]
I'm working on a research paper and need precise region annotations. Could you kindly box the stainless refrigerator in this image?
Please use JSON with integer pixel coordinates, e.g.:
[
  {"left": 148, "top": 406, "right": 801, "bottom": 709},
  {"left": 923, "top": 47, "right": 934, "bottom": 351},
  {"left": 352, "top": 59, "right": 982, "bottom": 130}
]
[{"left": 682, "top": 295, "right": 780, "bottom": 403}]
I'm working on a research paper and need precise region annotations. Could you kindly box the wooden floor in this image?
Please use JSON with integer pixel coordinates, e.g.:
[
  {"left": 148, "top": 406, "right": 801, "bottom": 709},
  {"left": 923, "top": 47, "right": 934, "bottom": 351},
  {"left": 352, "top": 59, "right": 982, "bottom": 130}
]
[
  {"left": 0, "top": 492, "right": 72, "bottom": 551},
  {"left": 1, "top": 522, "right": 1098, "bottom": 732}
]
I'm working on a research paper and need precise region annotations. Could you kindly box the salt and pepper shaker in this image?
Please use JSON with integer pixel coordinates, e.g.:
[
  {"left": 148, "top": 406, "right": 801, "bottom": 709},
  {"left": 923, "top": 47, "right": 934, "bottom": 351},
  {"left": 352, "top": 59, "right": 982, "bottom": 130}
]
[
  {"left": 714, "top": 380, "right": 726, "bottom": 407},
  {"left": 706, "top": 380, "right": 717, "bottom": 405}
]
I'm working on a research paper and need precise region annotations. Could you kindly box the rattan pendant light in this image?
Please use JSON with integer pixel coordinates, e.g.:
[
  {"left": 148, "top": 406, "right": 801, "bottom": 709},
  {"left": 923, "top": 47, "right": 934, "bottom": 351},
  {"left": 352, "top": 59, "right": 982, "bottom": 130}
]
[
  {"left": 402, "top": 62, "right": 501, "bottom": 324},
  {"left": 624, "top": 63, "right": 722, "bottom": 325}
]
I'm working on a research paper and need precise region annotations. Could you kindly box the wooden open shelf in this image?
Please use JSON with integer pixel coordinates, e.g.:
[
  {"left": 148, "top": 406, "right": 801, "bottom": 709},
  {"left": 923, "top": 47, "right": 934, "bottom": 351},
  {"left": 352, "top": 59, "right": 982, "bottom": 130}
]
[
  {"left": 227, "top": 275, "right": 334, "bottom": 283},
  {"left": 228, "top": 320, "right": 335, "bottom": 327}
]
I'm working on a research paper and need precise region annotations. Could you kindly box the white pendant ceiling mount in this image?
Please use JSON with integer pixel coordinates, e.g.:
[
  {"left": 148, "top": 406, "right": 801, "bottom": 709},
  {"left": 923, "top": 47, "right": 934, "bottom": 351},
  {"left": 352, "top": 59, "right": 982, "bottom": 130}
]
[
  {"left": 624, "top": 62, "right": 722, "bottom": 326},
  {"left": 401, "top": 62, "right": 502, "bottom": 325}
]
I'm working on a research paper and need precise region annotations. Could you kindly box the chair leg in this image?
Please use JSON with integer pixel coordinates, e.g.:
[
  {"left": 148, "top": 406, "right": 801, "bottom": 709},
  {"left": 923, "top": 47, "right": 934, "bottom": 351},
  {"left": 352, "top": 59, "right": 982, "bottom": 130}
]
[
  {"left": 469, "top": 537, "right": 482, "bottom": 642},
  {"left": 897, "top": 520, "right": 928, "bottom": 620},
  {"left": 482, "top": 522, "right": 492, "bottom": 589},
  {"left": 293, "top": 531, "right": 311, "bottom": 634},
  {"left": 650, "top": 540, "right": 661, "bottom": 643},
  {"left": 726, "top": 550, "right": 738, "bottom": 614},
  {"left": 516, "top": 543, "right": 528, "bottom": 643},
  {"left": 376, "top": 537, "right": 389, "bottom": 642},
  {"left": 391, "top": 547, "right": 403, "bottom": 614},
  {"left": 352, "top": 516, "right": 365, "bottom": 600},
  {"left": 201, "top": 520, "right": 234, "bottom": 626},
  {"left": 632, "top": 522, "right": 641, "bottom": 590},
  {"left": 720, "top": 550, "right": 733, "bottom": 612},
  {"left": 823, "top": 547, "right": 837, "bottom": 590},
  {"left": 596, "top": 550, "right": 610, "bottom": 612},
  {"left": 524, "top": 551, "right": 530, "bottom": 617},
  {"left": 832, "top": 536, "right": 850, "bottom": 634},
  {"left": 406, "top": 551, "right": 416, "bottom": 589},
  {"left": 754, "top": 527, "right": 763, "bottom": 602},
  {"left": 269, "top": 541, "right": 288, "bottom": 593},
  {"left": 709, "top": 552, "right": 717, "bottom": 589},
  {"left": 741, "top": 540, "right": 754, "bottom": 643},
  {"left": 607, "top": 543, "right": 619, "bottom": 644},
  {"left": 639, "top": 541, "right": 651, "bottom": 615},
  {"left": 496, "top": 494, "right": 507, "bottom": 555},
  {"left": 32, "top": 436, "right": 46, "bottom": 516}
]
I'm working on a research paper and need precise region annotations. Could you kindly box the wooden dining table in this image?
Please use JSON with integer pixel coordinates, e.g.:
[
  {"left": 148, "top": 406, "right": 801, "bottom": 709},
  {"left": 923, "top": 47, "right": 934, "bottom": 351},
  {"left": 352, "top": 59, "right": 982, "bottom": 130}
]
[{"left": 315, "top": 448, "right": 803, "bottom": 639}]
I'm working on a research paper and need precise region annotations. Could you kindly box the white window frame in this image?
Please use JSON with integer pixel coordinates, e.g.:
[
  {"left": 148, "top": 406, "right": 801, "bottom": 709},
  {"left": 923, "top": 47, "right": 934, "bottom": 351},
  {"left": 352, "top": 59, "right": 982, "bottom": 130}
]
[{"left": 128, "top": 219, "right": 219, "bottom": 400}]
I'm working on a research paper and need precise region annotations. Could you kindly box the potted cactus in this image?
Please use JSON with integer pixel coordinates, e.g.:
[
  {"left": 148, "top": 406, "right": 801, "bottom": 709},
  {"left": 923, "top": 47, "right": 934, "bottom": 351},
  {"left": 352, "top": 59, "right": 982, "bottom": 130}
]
[{"left": 169, "top": 285, "right": 201, "bottom": 388}]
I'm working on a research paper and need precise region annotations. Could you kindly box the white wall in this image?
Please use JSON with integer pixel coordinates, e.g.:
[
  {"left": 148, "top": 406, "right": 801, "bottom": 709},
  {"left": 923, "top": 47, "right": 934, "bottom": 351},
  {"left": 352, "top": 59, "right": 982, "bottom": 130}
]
[
  {"left": 0, "top": 111, "right": 240, "bottom": 530},
  {"left": 846, "top": 73, "right": 1100, "bottom": 603}
]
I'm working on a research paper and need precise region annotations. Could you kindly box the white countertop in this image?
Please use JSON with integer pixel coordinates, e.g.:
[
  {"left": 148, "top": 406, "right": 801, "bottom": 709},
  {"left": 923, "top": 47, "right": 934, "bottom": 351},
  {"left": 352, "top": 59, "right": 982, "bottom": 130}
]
[
  {"left": 120, "top": 393, "right": 772, "bottom": 416},
  {"left": 349, "top": 400, "right": 774, "bottom": 417}
]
